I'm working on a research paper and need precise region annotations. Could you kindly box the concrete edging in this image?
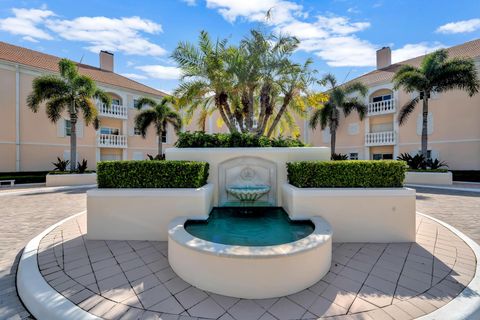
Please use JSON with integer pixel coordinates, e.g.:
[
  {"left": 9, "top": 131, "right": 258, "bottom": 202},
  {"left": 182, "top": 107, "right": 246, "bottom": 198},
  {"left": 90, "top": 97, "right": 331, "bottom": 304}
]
[
  {"left": 417, "top": 212, "right": 480, "bottom": 320},
  {"left": 16, "top": 211, "right": 101, "bottom": 320}
]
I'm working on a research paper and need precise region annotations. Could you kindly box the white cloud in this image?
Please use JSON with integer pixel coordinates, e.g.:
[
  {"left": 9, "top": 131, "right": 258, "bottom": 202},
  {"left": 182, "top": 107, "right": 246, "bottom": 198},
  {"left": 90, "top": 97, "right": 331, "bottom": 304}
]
[
  {"left": 205, "top": 0, "right": 304, "bottom": 24},
  {"left": 0, "top": 8, "right": 55, "bottom": 41},
  {"left": 392, "top": 42, "right": 444, "bottom": 63},
  {"left": 121, "top": 73, "right": 148, "bottom": 80},
  {"left": 46, "top": 16, "right": 166, "bottom": 56},
  {"left": 436, "top": 18, "right": 480, "bottom": 34},
  {"left": 311, "top": 37, "right": 376, "bottom": 67},
  {"left": 135, "top": 65, "right": 182, "bottom": 80}
]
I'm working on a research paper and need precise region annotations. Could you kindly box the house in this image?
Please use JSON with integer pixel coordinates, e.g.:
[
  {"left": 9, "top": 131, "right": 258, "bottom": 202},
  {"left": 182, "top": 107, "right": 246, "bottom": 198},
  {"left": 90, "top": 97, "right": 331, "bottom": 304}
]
[
  {"left": 306, "top": 39, "right": 480, "bottom": 170},
  {"left": 0, "top": 42, "right": 174, "bottom": 172}
]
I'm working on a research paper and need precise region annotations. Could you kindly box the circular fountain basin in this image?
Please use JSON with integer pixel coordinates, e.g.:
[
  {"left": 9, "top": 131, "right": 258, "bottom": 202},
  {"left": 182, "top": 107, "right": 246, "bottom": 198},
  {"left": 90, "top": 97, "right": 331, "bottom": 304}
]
[
  {"left": 168, "top": 207, "right": 332, "bottom": 299},
  {"left": 226, "top": 185, "right": 271, "bottom": 202}
]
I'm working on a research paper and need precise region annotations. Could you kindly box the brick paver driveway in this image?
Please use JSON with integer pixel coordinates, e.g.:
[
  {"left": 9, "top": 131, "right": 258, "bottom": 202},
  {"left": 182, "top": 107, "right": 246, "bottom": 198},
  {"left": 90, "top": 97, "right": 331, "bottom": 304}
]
[{"left": 0, "top": 185, "right": 478, "bottom": 319}]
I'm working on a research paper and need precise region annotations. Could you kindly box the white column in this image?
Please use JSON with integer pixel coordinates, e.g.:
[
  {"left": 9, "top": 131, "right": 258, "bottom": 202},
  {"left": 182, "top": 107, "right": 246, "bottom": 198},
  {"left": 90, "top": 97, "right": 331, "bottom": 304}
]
[
  {"left": 96, "top": 147, "right": 101, "bottom": 163},
  {"left": 393, "top": 91, "right": 400, "bottom": 159},
  {"left": 15, "top": 64, "right": 20, "bottom": 171},
  {"left": 364, "top": 116, "right": 370, "bottom": 160}
]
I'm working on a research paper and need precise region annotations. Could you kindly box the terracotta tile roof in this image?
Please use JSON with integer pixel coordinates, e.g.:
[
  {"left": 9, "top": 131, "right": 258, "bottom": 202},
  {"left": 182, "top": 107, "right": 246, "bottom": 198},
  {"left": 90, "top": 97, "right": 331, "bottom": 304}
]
[
  {"left": 345, "top": 38, "right": 480, "bottom": 87},
  {"left": 0, "top": 41, "right": 166, "bottom": 97}
]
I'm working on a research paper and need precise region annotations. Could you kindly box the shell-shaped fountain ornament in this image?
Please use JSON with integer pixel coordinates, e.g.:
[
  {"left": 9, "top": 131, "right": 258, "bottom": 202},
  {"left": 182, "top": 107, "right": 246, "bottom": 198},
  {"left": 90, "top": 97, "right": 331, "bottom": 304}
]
[{"left": 226, "top": 167, "right": 271, "bottom": 202}]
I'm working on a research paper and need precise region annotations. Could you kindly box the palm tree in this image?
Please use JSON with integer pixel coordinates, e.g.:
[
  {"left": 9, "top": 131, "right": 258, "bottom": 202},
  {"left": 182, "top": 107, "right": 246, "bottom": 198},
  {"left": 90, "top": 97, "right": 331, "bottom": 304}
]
[
  {"left": 309, "top": 74, "right": 368, "bottom": 158},
  {"left": 173, "top": 29, "right": 314, "bottom": 136},
  {"left": 134, "top": 96, "right": 182, "bottom": 157},
  {"left": 27, "top": 58, "right": 110, "bottom": 171},
  {"left": 393, "top": 49, "right": 479, "bottom": 159}
]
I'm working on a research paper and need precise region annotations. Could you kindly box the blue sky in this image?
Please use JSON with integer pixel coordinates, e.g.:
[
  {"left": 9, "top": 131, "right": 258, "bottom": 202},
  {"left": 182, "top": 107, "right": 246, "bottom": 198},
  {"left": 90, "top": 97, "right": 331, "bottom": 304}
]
[{"left": 1, "top": 0, "right": 479, "bottom": 93}]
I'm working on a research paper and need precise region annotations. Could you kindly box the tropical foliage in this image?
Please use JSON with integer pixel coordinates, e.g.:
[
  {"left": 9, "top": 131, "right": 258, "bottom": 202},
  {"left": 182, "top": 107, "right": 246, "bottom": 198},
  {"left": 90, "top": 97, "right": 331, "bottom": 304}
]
[
  {"left": 52, "top": 157, "right": 70, "bottom": 172},
  {"left": 309, "top": 74, "right": 368, "bottom": 158},
  {"left": 393, "top": 49, "right": 480, "bottom": 158},
  {"left": 174, "top": 131, "right": 305, "bottom": 148},
  {"left": 27, "top": 59, "right": 110, "bottom": 171},
  {"left": 397, "top": 153, "right": 448, "bottom": 170},
  {"left": 172, "top": 29, "right": 325, "bottom": 137},
  {"left": 134, "top": 96, "right": 183, "bottom": 157}
]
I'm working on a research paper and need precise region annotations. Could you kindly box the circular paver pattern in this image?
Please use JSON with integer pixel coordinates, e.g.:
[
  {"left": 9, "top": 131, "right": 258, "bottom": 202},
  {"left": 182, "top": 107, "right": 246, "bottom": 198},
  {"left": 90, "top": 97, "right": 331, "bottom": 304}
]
[{"left": 36, "top": 213, "right": 476, "bottom": 320}]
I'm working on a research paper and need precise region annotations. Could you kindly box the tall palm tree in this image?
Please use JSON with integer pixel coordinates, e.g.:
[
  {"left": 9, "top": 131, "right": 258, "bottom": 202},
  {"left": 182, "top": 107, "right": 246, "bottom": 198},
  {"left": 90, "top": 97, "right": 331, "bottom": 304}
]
[
  {"left": 27, "top": 58, "right": 110, "bottom": 171},
  {"left": 309, "top": 74, "right": 368, "bottom": 158},
  {"left": 134, "top": 96, "right": 182, "bottom": 157},
  {"left": 393, "top": 49, "right": 479, "bottom": 159}
]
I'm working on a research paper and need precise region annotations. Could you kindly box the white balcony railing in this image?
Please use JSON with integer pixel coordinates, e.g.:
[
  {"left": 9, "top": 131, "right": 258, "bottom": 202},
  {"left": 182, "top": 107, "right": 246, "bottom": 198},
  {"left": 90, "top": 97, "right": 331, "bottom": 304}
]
[
  {"left": 365, "top": 131, "right": 396, "bottom": 146},
  {"left": 97, "top": 134, "right": 128, "bottom": 148},
  {"left": 367, "top": 99, "right": 395, "bottom": 116},
  {"left": 97, "top": 103, "right": 128, "bottom": 119}
]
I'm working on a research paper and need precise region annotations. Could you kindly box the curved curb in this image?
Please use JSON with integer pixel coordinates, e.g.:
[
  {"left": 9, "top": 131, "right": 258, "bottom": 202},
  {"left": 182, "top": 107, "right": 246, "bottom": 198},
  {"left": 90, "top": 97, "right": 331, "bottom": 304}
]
[
  {"left": 16, "top": 211, "right": 480, "bottom": 320},
  {"left": 0, "top": 184, "right": 96, "bottom": 197},
  {"left": 417, "top": 212, "right": 480, "bottom": 320},
  {"left": 16, "top": 211, "right": 101, "bottom": 320}
]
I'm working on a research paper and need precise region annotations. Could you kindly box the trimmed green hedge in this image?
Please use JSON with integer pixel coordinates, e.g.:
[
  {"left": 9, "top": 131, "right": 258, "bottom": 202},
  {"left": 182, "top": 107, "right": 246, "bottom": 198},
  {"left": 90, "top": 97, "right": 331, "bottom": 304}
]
[
  {"left": 0, "top": 171, "right": 48, "bottom": 184},
  {"left": 287, "top": 160, "right": 407, "bottom": 188},
  {"left": 175, "top": 131, "right": 305, "bottom": 148},
  {"left": 97, "top": 160, "right": 209, "bottom": 188},
  {"left": 48, "top": 170, "right": 96, "bottom": 175}
]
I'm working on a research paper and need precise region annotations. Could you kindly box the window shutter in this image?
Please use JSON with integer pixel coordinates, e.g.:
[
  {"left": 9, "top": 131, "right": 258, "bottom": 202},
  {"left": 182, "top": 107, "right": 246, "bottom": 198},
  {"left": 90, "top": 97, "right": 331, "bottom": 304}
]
[
  {"left": 322, "top": 128, "right": 330, "bottom": 144},
  {"left": 416, "top": 113, "right": 433, "bottom": 135},
  {"left": 128, "top": 127, "right": 134, "bottom": 136},
  {"left": 57, "top": 119, "right": 66, "bottom": 137}
]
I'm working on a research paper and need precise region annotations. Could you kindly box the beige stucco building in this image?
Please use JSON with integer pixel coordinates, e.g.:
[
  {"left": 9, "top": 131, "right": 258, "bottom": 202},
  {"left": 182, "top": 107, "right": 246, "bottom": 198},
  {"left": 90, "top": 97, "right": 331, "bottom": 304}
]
[
  {"left": 0, "top": 42, "right": 177, "bottom": 172},
  {"left": 305, "top": 39, "right": 480, "bottom": 170}
]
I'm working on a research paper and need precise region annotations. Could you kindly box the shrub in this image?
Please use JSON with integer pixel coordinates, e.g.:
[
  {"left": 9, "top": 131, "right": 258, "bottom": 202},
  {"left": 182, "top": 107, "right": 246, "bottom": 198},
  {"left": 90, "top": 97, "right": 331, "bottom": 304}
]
[
  {"left": 397, "top": 153, "right": 426, "bottom": 170},
  {"left": 77, "top": 159, "right": 88, "bottom": 173},
  {"left": 52, "top": 157, "right": 70, "bottom": 171},
  {"left": 97, "top": 160, "right": 209, "bottom": 188},
  {"left": 426, "top": 158, "right": 448, "bottom": 170},
  {"left": 147, "top": 154, "right": 165, "bottom": 160},
  {"left": 175, "top": 131, "right": 305, "bottom": 148},
  {"left": 287, "top": 160, "right": 407, "bottom": 188},
  {"left": 331, "top": 153, "right": 349, "bottom": 160},
  {"left": 0, "top": 171, "right": 48, "bottom": 184}
]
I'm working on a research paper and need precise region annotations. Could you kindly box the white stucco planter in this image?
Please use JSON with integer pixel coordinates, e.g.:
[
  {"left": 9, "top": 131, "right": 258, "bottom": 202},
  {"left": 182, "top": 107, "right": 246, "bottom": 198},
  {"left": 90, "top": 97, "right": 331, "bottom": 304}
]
[
  {"left": 87, "top": 184, "right": 213, "bottom": 241},
  {"left": 46, "top": 173, "right": 97, "bottom": 187},
  {"left": 165, "top": 147, "right": 330, "bottom": 206},
  {"left": 404, "top": 171, "right": 453, "bottom": 185},
  {"left": 168, "top": 216, "right": 332, "bottom": 299},
  {"left": 282, "top": 184, "right": 416, "bottom": 242}
]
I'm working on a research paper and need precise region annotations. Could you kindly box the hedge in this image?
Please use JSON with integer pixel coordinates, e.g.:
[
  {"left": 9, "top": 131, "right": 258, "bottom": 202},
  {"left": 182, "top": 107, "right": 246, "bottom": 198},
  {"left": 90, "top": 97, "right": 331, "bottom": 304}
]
[
  {"left": 0, "top": 171, "right": 48, "bottom": 184},
  {"left": 97, "top": 160, "right": 209, "bottom": 188},
  {"left": 175, "top": 131, "right": 305, "bottom": 148},
  {"left": 287, "top": 160, "right": 406, "bottom": 188}
]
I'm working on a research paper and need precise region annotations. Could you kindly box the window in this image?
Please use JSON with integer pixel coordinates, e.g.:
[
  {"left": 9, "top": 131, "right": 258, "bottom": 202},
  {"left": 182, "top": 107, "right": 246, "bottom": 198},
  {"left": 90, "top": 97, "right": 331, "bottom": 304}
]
[
  {"left": 111, "top": 99, "right": 121, "bottom": 106},
  {"left": 161, "top": 130, "right": 167, "bottom": 143},
  {"left": 372, "top": 94, "right": 392, "bottom": 103},
  {"left": 100, "top": 127, "right": 120, "bottom": 135},
  {"left": 417, "top": 150, "right": 433, "bottom": 160},
  {"left": 133, "top": 99, "right": 139, "bottom": 108},
  {"left": 373, "top": 153, "right": 393, "bottom": 160},
  {"left": 65, "top": 120, "right": 72, "bottom": 136},
  {"left": 349, "top": 153, "right": 359, "bottom": 160},
  {"left": 134, "top": 127, "right": 142, "bottom": 136}
]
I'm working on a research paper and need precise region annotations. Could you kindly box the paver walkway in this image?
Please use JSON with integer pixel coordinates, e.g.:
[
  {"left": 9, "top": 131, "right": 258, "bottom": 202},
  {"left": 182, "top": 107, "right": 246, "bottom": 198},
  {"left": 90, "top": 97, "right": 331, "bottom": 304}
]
[{"left": 0, "top": 185, "right": 479, "bottom": 319}]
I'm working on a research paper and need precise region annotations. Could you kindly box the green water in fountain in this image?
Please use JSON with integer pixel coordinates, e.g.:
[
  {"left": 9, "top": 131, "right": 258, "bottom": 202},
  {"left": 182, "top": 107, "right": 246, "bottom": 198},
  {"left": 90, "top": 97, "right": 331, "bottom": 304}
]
[{"left": 184, "top": 207, "right": 314, "bottom": 246}]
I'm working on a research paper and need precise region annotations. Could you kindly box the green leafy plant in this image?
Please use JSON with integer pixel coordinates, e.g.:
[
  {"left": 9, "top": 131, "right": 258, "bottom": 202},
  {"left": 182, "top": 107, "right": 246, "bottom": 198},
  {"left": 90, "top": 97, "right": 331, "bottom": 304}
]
[
  {"left": 52, "top": 157, "right": 70, "bottom": 172},
  {"left": 397, "top": 153, "right": 426, "bottom": 170},
  {"left": 331, "top": 153, "right": 349, "bottom": 160},
  {"left": 97, "top": 160, "right": 209, "bottom": 188},
  {"left": 147, "top": 154, "right": 165, "bottom": 160},
  {"left": 287, "top": 160, "right": 406, "bottom": 188},
  {"left": 174, "top": 131, "right": 305, "bottom": 148},
  {"left": 77, "top": 159, "right": 88, "bottom": 173},
  {"left": 426, "top": 158, "right": 448, "bottom": 170}
]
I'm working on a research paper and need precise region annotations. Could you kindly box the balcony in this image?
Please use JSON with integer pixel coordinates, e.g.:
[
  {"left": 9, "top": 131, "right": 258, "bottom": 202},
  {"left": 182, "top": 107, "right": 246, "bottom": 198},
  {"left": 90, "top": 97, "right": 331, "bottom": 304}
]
[
  {"left": 365, "top": 131, "right": 396, "bottom": 146},
  {"left": 97, "top": 103, "right": 128, "bottom": 119},
  {"left": 367, "top": 99, "right": 395, "bottom": 116},
  {"left": 97, "top": 134, "right": 128, "bottom": 148}
]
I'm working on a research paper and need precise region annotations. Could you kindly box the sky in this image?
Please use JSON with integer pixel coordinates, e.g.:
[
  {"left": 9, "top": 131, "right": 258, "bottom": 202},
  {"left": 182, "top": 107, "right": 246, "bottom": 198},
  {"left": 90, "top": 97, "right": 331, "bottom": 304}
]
[{"left": 0, "top": 0, "right": 479, "bottom": 93}]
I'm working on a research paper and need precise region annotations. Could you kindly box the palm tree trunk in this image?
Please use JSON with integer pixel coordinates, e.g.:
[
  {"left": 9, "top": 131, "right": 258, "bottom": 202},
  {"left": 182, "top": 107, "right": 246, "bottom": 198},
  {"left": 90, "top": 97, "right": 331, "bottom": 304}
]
[
  {"left": 70, "top": 113, "right": 77, "bottom": 171},
  {"left": 266, "top": 92, "right": 293, "bottom": 137},
  {"left": 158, "top": 131, "right": 163, "bottom": 157},
  {"left": 330, "top": 127, "right": 336, "bottom": 158},
  {"left": 421, "top": 93, "right": 429, "bottom": 161}
]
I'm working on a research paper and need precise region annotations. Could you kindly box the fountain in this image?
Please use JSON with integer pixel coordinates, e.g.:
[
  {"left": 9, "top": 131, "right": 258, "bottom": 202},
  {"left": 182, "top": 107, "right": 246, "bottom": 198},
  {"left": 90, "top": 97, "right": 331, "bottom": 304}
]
[{"left": 226, "top": 185, "right": 271, "bottom": 202}]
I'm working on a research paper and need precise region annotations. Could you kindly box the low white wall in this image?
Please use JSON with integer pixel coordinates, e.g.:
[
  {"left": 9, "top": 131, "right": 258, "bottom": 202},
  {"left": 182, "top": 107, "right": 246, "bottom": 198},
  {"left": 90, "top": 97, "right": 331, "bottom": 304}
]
[
  {"left": 87, "top": 184, "right": 213, "bottom": 241},
  {"left": 165, "top": 147, "right": 330, "bottom": 206},
  {"left": 405, "top": 171, "right": 453, "bottom": 185},
  {"left": 282, "top": 184, "right": 416, "bottom": 242},
  {"left": 168, "top": 216, "right": 332, "bottom": 299},
  {"left": 46, "top": 173, "right": 97, "bottom": 187}
]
